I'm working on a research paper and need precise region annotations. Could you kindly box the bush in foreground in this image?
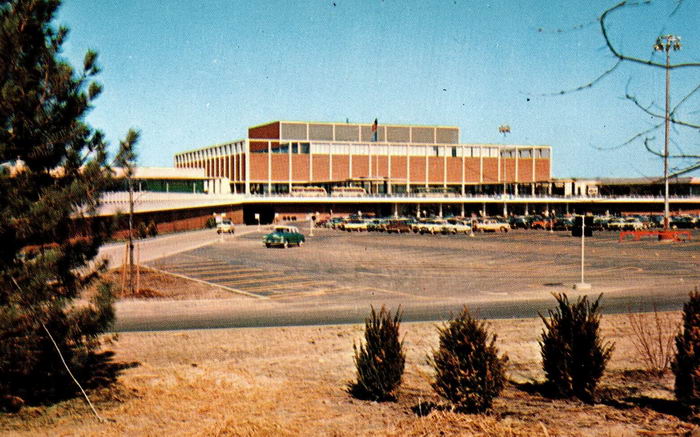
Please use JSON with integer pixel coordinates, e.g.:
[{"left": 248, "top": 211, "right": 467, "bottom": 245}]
[
  {"left": 539, "top": 293, "right": 613, "bottom": 402},
  {"left": 429, "top": 307, "right": 507, "bottom": 413},
  {"left": 350, "top": 306, "right": 405, "bottom": 401},
  {"left": 673, "top": 289, "right": 700, "bottom": 405}
]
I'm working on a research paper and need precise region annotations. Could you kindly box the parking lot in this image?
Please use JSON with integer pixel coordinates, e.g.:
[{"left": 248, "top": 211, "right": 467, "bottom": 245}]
[{"left": 143, "top": 224, "right": 700, "bottom": 326}]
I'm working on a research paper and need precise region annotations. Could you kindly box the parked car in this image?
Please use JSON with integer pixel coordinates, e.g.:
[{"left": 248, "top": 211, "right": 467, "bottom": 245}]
[
  {"left": 623, "top": 217, "right": 645, "bottom": 230},
  {"left": 367, "top": 218, "right": 388, "bottom": 232},
  {"left": 530, "top": 216, "right": 553, "bottom": 230},
  {"left": 418, "top": 219, "right": 447, "bottom": 235},
  {"left": 605, "top": 218, "right": 626, "bottom": 231},
  {"left": 344, "top": 219, "right": 368, "bottom": 232},
  {"left": 473, "top": 218, "right": 511, "bottom": 233},
  {"left": 385, "top": 219, "right": 413, "bottom": 234},
  {"left": 553, "top": 217, "right": 574, "bottom": 231},
  {"left": 216, "top": 219, "right": 235, "bottom": 234},
  {"left": 671, "top": 215, "right": 698, "bottom": 229},
  {"left": 509, "top": 216, "right": 530, "bottom": 229},
  {"left": 442, "top": 218, "right": 473, "bottom": 234},
  {"left": 263, "top": 226, "right": 305, "bottom": 248}
]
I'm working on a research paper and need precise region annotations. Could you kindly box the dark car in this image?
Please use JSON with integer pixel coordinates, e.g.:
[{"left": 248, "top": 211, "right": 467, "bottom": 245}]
[
  {"left": 509, "top": 216, "right": 530, "bottom": 229},
  {"left": 263, "top": 226, "right": 305, "bottom": 248},
  {"left": 553, "top": 217, "right": 574, "bottom": 231}
]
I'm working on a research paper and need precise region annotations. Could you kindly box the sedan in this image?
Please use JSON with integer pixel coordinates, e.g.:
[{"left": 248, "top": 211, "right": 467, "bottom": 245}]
[{"left": 263, "top": 226, "right": 305, "bottom": 248}]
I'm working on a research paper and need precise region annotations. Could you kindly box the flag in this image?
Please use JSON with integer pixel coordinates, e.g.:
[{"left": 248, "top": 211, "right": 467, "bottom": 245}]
[{"left": 371, "top": 118, "right": 378, "bottom": 142}]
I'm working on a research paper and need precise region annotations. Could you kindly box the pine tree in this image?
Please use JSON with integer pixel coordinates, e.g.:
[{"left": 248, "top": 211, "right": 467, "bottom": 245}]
[
  {"left": 350, "top": 305, "right": 405, "bottom": 401},
  {"left": 429, "top": 307, "right": 508, "bottom": 413},
  {"left": 672, "top": 289, "right": 700, "bottom": 405},
  {"left": 0, "top": 0, "right": 137, "bottom": 407},
  {"left": 539, "top": 293, "right": 614, "bottom": 402}
]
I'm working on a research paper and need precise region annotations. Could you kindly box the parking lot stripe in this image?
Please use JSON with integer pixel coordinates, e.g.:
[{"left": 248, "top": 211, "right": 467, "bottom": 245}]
[
  {"left": 218, "top": 275, "right": 310, "bottom": 287},
  {"left": 244, "top": 280, "right": 336, "bottom": 293},
  {"left": 143, "top": 265, "right": 267, "bottom": 299},
  {"left": 188, "top": 271, "right": 268, "bottom": 281},
  {"left": 267, "top": 285, "right": 354, "bottom": 300},
  {"left": 190, "top": 269, "right": 265, "bottom": 278},
  {"left": 153, "top": 261, "right": 231, "bottom": 269}
]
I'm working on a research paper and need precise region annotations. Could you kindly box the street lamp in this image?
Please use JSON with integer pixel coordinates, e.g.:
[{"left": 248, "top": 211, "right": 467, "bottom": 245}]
[{"left": 653, "top": 34, "right": 682, "bottom": 232}]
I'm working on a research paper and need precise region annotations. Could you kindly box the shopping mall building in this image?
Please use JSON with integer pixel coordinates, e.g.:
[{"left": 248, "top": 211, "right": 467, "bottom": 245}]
[
  {"left": 94, "top": 119, "right": 699, "bottom": 228},
  {"left": 173, "top": 120, "right": 552, "bottom": 197}
]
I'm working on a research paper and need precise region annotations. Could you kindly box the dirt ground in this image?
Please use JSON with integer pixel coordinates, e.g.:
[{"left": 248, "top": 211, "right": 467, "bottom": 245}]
[{"left": 1, "top": 271, "right": 696, "bottom": 436}]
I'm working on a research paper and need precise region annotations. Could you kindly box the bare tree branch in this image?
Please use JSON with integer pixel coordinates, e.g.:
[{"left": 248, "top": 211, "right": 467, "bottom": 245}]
[
  {"left": 669, "top": 161, "right": 700, "bottom": 178},
  {"left": 534, "top": 60, "right": 622, "bottom": 97},
  {"left": 643, "top": 137, "right": 663, "bottom": 157},
  {"left": 594, "top": 121, "right": 664, "bottom": 151},
  {"left": 601, "top": 1, "right": 700, "bottom": 70}
]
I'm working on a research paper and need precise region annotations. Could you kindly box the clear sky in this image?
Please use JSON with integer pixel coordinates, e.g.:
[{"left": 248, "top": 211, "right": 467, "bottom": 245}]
[{"left": 56, "top": 0, "right": 699, "bottom": 179}]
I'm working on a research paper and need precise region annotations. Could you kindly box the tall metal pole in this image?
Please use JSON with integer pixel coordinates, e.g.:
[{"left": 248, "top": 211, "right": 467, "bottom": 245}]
[
  {"left": 574, "top": 215, "right": 591, "bottom": 290},
  {"left": 663, "top": 45, "right": 670, "bottom": 231},
  {"left": 653, "top": 35, "right": 681, "bottom": 232}
]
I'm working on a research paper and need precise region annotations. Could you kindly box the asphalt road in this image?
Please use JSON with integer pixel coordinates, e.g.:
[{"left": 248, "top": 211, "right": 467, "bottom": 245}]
[{"left": 113, "top": 225, "right": 700, "bottom": 332}]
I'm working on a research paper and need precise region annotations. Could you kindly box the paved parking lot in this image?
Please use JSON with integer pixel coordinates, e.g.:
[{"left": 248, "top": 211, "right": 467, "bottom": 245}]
[{"left": 147, "top": 225, "right": 700, "bottom": 313}]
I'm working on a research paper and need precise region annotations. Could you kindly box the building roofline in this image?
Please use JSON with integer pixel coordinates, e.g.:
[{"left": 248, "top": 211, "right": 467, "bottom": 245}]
[{"left": 248, "top": 120, "right": 461, "bottom": 130}]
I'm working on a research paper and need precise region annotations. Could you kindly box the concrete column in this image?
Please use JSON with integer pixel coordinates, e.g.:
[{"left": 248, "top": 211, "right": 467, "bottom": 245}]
[
  {"left": 268, "top": 141, "right": 272, "bottom": 194},
  {"left": 439, "top": 203, "right": 443, "bottom": 218},
  {"left": 288, "top": 140, "right": 292, "bottom": 192},
  {"left": 406, "top": 144, "right": 410, "bottom": 193},
  {"left": 244, "top": 140, "right": 251, "bottom": 195},
  {"left": 461, "top": 145, "right": 465, "bottom": 196}
]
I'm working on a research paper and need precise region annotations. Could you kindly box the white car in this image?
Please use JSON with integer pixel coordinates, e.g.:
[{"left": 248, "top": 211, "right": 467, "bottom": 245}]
[
  {"left": 418, "top": 220, "right": 447, "bottom": 234},
  {"left": 442, "top": 219, "right": 473, "bottom": 234},
  {"left": 473, "top": 219, "right": 510, "bottom": 233},
  {"left": 216, "top": 219, "right": 235, "bottom": 234}
]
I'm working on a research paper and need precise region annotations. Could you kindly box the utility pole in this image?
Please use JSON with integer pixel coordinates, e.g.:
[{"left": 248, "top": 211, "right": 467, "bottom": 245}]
[
  {"left": 127, "top": 169, "right": 134, "bottom": 295},
  {"left": 653, "top": 35, "right": 682, "bottom": 232},
  {"left": 574, "top": 215, "right": 591, "bottom": 290}
]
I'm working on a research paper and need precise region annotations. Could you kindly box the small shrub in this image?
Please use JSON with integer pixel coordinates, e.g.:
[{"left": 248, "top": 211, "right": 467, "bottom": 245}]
[
  {"left": 539, "top": 293, "right": 614, "bottom": 402},
  {"left": 350, "top": 305, "right": 405, "bottom": 401},
  {"left": 147, "top": 220, "right": 158, "bottom": 237},
  {"left": 627, "top": 303, "right": 678, "bottom": 376},
  {"left": 673, "top": 288, "right": 700, "bottom": 405},
  {"left": 136, "top": 222, "right": 148, "bottom": 239},
  {"left": 205, "top": 217, "right": 217, "bottom": 228},
  {"left": 429, "top": 307, "right": 507, "bottom": 413}
]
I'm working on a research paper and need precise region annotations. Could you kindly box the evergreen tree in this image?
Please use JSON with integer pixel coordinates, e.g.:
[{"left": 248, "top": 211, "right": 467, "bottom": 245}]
[
  {"left": 672, "top": 289, "right": 700, "bottom": 405},
  {"left": 539, "top": 293, "right": 613, "bottom": 402},
  {"left": 0, "top": 0, "right": 137, "bottom": 407},
  {"left": 350, "top": 305, "right": 405, "bottom": 401},
  {"left": 429, "top": 307, "right": 507, "bottom": 413}
]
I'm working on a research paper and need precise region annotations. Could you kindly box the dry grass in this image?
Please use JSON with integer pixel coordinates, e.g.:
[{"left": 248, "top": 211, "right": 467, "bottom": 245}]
[
  {"left": 1, "top": 313, "right": 696, "bottom": 437},
  {"left": 110, "top": 267, "right": 235, "bottom": 300}
]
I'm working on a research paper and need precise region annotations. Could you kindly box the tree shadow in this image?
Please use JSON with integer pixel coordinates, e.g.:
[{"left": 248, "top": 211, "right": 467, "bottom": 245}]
[
  {"left": 81, "top": 350, "right": 141, "bottom": 391},
  {"left": 510, "top": 379, "right": 563, "bottom": 400},
  {"left": 512, "top": 376, "right": 696, "bottom": 422},
  {"left": 2, "top": 350, "right": 141, "bottom": 412}
]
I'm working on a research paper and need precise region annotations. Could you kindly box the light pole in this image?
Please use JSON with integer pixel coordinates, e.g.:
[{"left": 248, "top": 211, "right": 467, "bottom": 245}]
[
  {"left": 653, "top": 34, "right": 681, "bottom": 232},
  {"left": 574, "top": 215, "right": 591, "bottom": 290}
]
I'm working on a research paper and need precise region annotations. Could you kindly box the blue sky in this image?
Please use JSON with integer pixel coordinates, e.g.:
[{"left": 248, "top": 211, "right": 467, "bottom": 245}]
[{"left": 57, "top": 0, "right": 699, "bottom": 178}]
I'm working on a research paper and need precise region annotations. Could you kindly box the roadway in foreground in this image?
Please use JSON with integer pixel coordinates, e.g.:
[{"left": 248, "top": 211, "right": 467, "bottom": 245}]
[{"left": 113, "top": 225, "right": 700, "bottom": 332}]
